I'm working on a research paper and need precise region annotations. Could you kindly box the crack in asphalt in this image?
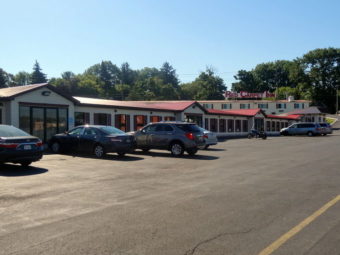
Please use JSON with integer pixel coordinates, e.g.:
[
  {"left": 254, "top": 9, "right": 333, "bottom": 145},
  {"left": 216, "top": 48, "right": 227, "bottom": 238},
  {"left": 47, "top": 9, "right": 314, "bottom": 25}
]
[{"left": 184, "top": 228, "right": 253, "bottom": 255}]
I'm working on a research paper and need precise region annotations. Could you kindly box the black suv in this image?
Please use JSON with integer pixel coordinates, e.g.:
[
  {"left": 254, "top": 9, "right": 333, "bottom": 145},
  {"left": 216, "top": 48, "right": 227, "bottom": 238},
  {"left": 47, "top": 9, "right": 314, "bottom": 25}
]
[{"left": 133, "top": 122, "right": 205, "bottom": 156}]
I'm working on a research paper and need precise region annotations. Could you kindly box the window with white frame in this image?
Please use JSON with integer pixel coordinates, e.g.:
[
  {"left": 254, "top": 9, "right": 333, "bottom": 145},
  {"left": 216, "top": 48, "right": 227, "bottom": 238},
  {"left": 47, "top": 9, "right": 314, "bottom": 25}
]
[
  {"left": 203, "top": 104, "right": 214, "bottom": 109},
  {"left": 258, "top": 103, "right": 268, "bottom": 109},
  {"left": 221, "top": 103, "right": 232, "bottom": 109},
  {"left": 276, "top": 103, "right": 287, "bottom": 109},
  {"left": 240, "top": 103, "right": 250, "bottom": 109}
]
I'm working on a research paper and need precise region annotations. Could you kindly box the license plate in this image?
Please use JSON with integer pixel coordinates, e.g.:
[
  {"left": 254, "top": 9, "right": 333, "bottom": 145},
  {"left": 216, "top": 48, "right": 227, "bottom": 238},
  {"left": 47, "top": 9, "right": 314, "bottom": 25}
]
[{"left": 24, "top": 145, "right": 32, "bottom": 150}]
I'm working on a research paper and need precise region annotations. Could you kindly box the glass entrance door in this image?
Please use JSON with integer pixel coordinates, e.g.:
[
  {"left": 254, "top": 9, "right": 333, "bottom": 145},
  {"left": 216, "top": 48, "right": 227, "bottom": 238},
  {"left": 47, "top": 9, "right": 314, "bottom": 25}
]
[
  {"left": 46, "top": 108, "right": 58, "bottom": 142},
  {"left": 19, "top": 105, "right": 69, "bottom": 142},
  {"left": 32, "top": 108, "right": 44, "bottom": 139}
]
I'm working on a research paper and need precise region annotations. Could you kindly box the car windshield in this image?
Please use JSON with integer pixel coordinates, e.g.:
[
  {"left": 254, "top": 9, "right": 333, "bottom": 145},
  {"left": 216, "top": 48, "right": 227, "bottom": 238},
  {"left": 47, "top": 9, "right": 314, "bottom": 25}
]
[
  {"left": 175, "top": 124, "right": 201, "bottom": 132},
  {"left": 99, "top": 126, "right": 126, "bottom": 135},
  {"left": 0, "top": 125, "right": 31, "bottom": 137}
]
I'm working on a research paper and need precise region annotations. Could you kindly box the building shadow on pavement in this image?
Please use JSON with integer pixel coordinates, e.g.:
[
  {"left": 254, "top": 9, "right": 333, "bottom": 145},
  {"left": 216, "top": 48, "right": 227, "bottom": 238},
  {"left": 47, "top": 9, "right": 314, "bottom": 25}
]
[{"left": 0, "top": 164, "right": 48, "bottom": 177}]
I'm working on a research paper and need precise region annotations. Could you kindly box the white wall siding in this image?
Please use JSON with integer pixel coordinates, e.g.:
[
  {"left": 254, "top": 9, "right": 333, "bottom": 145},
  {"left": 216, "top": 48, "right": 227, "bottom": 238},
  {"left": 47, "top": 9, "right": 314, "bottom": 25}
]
[{"left": 10, "top": 87, "right": 75, "bottom": 128}]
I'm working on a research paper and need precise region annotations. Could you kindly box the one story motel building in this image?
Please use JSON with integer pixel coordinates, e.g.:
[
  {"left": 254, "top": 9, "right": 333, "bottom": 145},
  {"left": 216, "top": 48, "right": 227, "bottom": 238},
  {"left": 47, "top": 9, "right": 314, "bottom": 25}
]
[{"left": 0, "top": 83, "right": 325, "bottom": 142}]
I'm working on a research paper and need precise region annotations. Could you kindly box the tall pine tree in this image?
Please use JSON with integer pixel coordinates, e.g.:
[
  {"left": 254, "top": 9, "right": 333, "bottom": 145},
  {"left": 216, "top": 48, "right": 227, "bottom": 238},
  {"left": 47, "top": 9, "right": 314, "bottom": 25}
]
[
  {"left": 0, "top": 68, "right": 8, "bottom": 88},
  {"left": 30, "top": 61, "right": 47, "bottom": 84}
]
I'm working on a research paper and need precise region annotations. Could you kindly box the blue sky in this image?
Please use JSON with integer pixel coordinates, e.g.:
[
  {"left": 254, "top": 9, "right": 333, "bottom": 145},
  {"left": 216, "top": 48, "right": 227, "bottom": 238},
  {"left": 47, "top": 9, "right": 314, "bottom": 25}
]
[{"left": 1, "top": 0, "right": 339, "bottom": 88}]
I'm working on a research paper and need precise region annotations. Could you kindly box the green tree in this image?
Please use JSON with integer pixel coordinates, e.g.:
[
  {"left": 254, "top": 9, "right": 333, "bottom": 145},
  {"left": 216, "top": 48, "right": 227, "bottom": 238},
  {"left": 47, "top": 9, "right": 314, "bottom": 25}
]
[
  {"left": 85, "top": 61, "right": 120, "bottom": 98},
  {"left": 0, "top": 68, "right": 9, "bottom": 88},
  {"left": 181, "top": 68, "right": 226, "bottom": 100},
  {"left": 31, "top": 61, "right": 47, "bottom": 83},
  {"left": 50, "top": 71, "right": 80, "bottom": 95},
  {"left": 232, "top": 70, "right": 258, "bottom": 92},
  {"left": 301, "top": 48, "right": 340, "bottom": 112},
  {"left": 159, "top": 62, "right": 179, "bottom": 88},
  {"left": 119, "top": 62, "right": 135, "bottom": 86},
  {"left": 13, "top": 71, "right": 31, "bottom": 86}
]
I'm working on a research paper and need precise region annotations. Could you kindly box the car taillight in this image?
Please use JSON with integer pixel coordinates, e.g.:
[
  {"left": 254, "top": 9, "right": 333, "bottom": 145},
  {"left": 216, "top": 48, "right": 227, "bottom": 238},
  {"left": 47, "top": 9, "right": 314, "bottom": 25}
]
[
  {"left": 185, "top": 133, "right": 195, "bottom": 140},
  {"left": 0, "top": 142, "right": 18, "bottom": 148},
  {"left": 316, "top": 128, "right": 321, "bottom": 131},
  {"left": 203, "top": 134, "right": 208, "bottom": 139},
  {"left": 36, "top": 141, "right": 43, "bottom": 147}
]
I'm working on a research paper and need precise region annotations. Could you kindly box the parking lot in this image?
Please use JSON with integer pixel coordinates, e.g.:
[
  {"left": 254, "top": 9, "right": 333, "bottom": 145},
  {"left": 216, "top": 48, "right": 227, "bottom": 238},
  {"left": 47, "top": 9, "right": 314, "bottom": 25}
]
[{"left": 1, "top": 133, "right": 340, "bottom": 255}]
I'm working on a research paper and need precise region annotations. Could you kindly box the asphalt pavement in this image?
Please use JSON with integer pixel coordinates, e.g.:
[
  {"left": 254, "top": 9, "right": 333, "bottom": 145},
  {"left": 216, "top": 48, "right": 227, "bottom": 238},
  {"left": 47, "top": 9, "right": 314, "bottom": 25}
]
[{"left": 1, "top": 132, "right": 340, "bottom": 255}]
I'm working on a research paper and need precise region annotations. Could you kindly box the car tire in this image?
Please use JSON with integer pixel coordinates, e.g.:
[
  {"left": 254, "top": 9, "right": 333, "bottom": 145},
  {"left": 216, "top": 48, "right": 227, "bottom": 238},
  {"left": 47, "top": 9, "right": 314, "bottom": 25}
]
[
  {"left": 170, "top": 142, "right": 184, "bottom": 156},
  {"left": 204, "top": 145, "right": 209, "bottom": 150},
  {"left": 142, "top": 148, "right": 150, "bottom": 153},
  {"left": 187, "top": 148, "right": 198, "bottom": 156},
  {"left": 20, "top": 161, "right": 32, "bottom": 167},
  {"left": 93, "top": 144, "right": 105, "bottom": 158},
  {"left": 51, "top": 141, "right": 61, "bottom": 153},
  {"left": 117, "top": 152, "right": 126, "bottom": 157},
  {"left": 247, "top": 134, "right": 253, "bottom": 139},
  {"left": 307, "top": 131, "right": 313, "bottom": 137}
]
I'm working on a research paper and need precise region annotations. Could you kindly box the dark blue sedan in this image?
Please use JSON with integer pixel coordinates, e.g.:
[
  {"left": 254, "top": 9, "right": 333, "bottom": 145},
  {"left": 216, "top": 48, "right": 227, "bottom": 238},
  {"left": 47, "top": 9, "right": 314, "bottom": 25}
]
[
  {"left": 0, "top": 125, "right": 44, "bottom": 167},
  {"left": 48, "top": 125, "right": 134, "bottom": 158}
]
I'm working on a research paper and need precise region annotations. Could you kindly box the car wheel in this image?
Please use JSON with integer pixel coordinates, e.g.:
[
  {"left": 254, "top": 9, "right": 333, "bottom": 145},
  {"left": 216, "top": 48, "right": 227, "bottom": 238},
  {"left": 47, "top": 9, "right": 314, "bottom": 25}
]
[
  {"left": 307, "top": 131, "right": 313, "bottom": 137},
  {"left": 20, "top": 161, "right": 32, "bottom": 167},
  {"left": 117, "top": 152, "right": 126, "bottom": 157},
  {"left": 142, "top": 148, "right": 150, "bottom": 153},
  {"left": 51, "top": 141, "right": 61, "bottom": 153},
  {"left": 94, "top": 144, "right": 105, "bottom": 158},
  {"left": 187, "top": 148, "right": 198, "bottom": 156},
  {"left": 204, "top": 145, "right": 209, "bottom": 150},
  {"left": 170, "top": 142, "right": 184, "bottom": 156},
  {"left": 247, "top": 134, "right": 253, "bottom": 139}
]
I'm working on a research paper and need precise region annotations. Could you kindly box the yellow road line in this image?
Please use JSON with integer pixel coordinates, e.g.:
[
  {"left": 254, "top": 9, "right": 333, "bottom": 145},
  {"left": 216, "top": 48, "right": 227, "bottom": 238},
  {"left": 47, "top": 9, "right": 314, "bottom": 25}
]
[{"left": 258, "top": 195, "right": 340, "bottom": 255}]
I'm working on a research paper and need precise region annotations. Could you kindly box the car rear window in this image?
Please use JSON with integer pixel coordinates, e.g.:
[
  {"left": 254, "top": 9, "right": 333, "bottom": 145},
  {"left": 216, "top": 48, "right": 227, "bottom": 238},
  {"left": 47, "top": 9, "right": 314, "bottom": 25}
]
[
  {"left": 175, "top": 124, "right": 201, "bottom": 132},
  {"left": 0, "top": 125, "right": 30, "bottom": 137},
  {"left": 99, "top": 126, "right": 126, "bottom": 135},
  {"left": 319, "top": 123, "right": 328, "bottom": 127}
]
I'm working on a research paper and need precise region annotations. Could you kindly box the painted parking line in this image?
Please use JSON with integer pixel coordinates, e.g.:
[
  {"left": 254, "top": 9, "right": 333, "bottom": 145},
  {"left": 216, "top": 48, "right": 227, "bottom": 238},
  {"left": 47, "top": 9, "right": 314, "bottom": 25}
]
[{"left": 258, "top": 195, "right": 340, "bottom": 255}]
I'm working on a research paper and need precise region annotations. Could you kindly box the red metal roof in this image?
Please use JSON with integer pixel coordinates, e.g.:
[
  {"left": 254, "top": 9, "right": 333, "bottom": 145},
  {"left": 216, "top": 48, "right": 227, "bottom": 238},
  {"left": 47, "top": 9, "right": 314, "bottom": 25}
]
[
  {"left": 207, "top": 108, "right": 263, "bottom": 116},
  {"left": 74, "top": 97, "right": 198, "bottom": 111},
  {"left": 266, "top": 114, "right": 302, "bottom": 120}
]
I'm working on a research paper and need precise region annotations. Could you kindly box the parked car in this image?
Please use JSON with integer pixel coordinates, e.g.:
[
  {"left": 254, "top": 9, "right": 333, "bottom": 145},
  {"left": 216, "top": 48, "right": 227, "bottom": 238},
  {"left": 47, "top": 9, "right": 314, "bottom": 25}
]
[
  {"left": 0, "top": 125, "right": 44, "bottom": 167},
  {"left": 280, "top": 123, "right": 324, "bottom": 136},
  {"left": 319, "top": 123, "right": 333, "bottom": 135},
  {"left": 48, "top": 125, "right": 134, "bottom": 158},
  {"left": 199, "top": 127, "right": 218, "bottom": 149},
  {"left": 133, "top": 122, "right": 205, "bottom": 156}
]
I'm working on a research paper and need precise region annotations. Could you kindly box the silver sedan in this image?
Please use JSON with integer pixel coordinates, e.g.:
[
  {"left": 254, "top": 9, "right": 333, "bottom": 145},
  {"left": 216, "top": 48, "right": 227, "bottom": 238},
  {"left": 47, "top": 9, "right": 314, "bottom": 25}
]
[{"left": 199, "top": 127, "right": 218, "bottom": 149}]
